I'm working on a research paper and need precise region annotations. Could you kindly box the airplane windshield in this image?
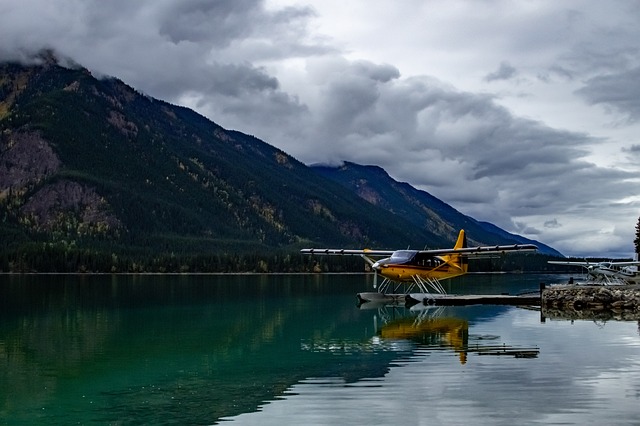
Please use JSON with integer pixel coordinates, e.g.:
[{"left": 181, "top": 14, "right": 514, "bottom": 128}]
[{"left": 389, "top": 250, "right": 417, "bottom": 263}]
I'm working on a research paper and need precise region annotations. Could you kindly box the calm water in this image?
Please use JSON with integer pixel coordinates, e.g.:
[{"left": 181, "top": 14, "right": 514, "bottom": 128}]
[{"left": 1, "top": 273, "right": 639, "bottom": 425}]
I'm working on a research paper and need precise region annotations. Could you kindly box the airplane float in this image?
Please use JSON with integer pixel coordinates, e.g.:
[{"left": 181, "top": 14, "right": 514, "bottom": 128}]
[
  {"left": 301, "top": 229, "right": 537, "bottom": 303},
  {"left": 548, "top": 260, "right": 640, "bottom": 285}
]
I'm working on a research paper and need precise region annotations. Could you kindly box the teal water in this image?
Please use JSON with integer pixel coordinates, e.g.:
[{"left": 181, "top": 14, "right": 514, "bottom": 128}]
[{"left": 1, "top": 273, "right": 639, "bottom": 425}]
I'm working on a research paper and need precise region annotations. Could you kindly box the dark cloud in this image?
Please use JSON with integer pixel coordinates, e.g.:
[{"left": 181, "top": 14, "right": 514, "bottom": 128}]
[
  {"left": 514, "top": 221, "right": 542, "bottom": 235},
  {"left": 576, "top": 67, "right": 640, "bottom": 123},
  {"left": 484, "top": 62, "right": 517, "bottom": 82},
  {"left": 317, "top": 62, "right": 399, "bottom": 139},
  {"left": 544, "top": 219, "right": 562, "bottom": 229},
  {"left": 158, "top": 0, "right": 259, "bottom": 45},
  {"left": 623, "top": 144, "right": 640, "bottom": 154}
]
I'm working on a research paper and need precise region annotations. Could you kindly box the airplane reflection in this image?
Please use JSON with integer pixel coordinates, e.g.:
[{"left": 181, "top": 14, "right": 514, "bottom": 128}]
[
  {"left": 302, "top": 305, "right": 539, "bottom": 365},
  {"left": 377, "top": 305, "right": 539, "bottom": 364},
  {"left": 379, "top": 306, "right": 470, "bottom": 363}
]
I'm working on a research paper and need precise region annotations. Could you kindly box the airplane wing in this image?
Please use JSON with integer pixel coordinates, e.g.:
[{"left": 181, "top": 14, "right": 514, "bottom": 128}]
[
  {"left": 300, "top": 248, "right": 395, "bottom": 257},
  {"left": 301, "top": 243, "right": 537, "bottom": 257},
  {"left": 548, "top": 260, "right": 592, "bottom": 267},
  {"left": 417, "top": 243, "right": 537, "bottom": 256}
]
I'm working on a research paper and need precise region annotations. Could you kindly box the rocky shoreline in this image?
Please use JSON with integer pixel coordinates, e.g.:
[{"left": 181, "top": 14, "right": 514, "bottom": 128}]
[{"left": 541, "top": 284, "right": 640, "bottom": 321}]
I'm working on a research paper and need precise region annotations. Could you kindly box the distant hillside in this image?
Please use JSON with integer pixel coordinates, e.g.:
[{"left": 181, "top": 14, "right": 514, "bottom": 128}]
[
  {"left": 311, "top": 162, "right": 562, "bottom": 256},
  {"left": 0, "top": 52, "right": 560, "bottom": 272}
]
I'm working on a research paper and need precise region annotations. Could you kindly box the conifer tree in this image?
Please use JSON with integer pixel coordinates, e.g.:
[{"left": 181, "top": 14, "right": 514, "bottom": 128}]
[{"left": 634, "top": 216, "right": 640, "bottom": 258}]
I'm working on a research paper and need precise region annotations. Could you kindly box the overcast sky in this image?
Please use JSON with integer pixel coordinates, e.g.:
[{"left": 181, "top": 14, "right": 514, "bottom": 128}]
[{"left": 2, "top": 0, "right": 640, "bottom": 257}]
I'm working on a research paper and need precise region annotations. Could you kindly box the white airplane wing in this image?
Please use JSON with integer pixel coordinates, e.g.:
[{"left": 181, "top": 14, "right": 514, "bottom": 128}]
[
  {"left": 548, "top": 261, "right": 592, "bottom": 267},
  {"left": 301, "top": 243, "right": 537, "bottom": 257},
  {"left": 300, "top": 248, "right": 395, "bottom": 257},
  {"left": 418, "top": 243, "right": 537, "bottom": 256}
]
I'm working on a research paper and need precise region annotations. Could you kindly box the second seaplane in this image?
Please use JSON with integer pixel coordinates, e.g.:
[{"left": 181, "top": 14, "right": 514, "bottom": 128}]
[
  {"left": 301, "top": 230, "right": 537, "bottom": 303},
  {"left": 548, "top": 259, "right": 640, "bottom": 285}
]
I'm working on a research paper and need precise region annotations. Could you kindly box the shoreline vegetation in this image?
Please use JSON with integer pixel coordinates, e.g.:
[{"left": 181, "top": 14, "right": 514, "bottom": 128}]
[{"left": 0, "top": 247, "right": 561, "bottom": 274}]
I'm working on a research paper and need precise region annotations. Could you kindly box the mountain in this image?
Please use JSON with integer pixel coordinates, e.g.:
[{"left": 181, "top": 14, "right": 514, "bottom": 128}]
[
  {"left": 311, "top": 162, "right": 562, "bottom": 256},
  {"left": 0, "top": 52, "right": 558, "bottom": 272}
]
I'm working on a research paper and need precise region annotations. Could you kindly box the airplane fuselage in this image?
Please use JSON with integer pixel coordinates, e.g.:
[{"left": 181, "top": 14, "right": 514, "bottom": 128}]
[
  {"left": 374, "top": 249, "right": 468, "bottom": 282},
  {"left": 378, "top": 264, "right": 466, "bottom": 282}
]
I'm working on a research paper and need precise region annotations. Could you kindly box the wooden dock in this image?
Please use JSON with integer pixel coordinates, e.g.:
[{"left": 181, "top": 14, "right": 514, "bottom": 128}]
[{"left": 357, "top": 291, "right": 541, "bottom": 306}]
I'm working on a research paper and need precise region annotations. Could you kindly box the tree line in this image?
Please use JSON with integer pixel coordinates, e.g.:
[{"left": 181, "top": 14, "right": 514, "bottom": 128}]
[{"left": 0, "top": 241, "right": 565, "bottom": 274}]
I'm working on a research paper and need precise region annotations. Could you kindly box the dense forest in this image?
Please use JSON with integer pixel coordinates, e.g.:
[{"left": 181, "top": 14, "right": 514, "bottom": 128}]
[{"left": 0, "top": 239, "right": 565, "bottom": 274}]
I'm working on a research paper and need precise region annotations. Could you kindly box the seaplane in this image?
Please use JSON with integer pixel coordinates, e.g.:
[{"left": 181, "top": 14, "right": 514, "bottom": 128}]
[
  {"left": 548, "top": 259, "right": 640, "bottom": 285},
  {"left": 301, "top": 229, "right": 537, "bottom": 303}
]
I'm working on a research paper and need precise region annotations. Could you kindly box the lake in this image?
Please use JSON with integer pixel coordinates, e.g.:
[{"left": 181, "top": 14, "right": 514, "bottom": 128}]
[{"left": 1, "top": 273, "right": 639, "bottom": 425}]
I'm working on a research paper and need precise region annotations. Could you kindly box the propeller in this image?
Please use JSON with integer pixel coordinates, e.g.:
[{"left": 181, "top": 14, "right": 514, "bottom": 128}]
[
  {"left": 370, "top": 258, "right": 391, "bottom": 290},
  {"left": 360, "top": 254, "right": 378, "bottom": 288},
  {"left": 361, "top": 255, "right": 390, "bottom": 290}
]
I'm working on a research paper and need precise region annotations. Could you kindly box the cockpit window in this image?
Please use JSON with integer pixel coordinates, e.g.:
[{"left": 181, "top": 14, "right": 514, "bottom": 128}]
[
  {"left": 389, "top": 250, "right": 417, "bottom": 263},
  {"left": 413, "top": 252, "right": 442, "bottom": 267}
]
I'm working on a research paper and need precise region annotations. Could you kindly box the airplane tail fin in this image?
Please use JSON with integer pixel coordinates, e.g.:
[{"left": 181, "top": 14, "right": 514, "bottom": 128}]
[
  {"left": 446, "top": 229, "right": 468, "bottom": 273},
  {"left": 453, "top": 229, "right": 467, "bottom": 250}
]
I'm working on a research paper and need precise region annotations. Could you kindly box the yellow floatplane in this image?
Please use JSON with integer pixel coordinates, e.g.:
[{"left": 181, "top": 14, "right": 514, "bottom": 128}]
[{"left": 302, "top": 229, "right": 537, "bottom": 303}]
